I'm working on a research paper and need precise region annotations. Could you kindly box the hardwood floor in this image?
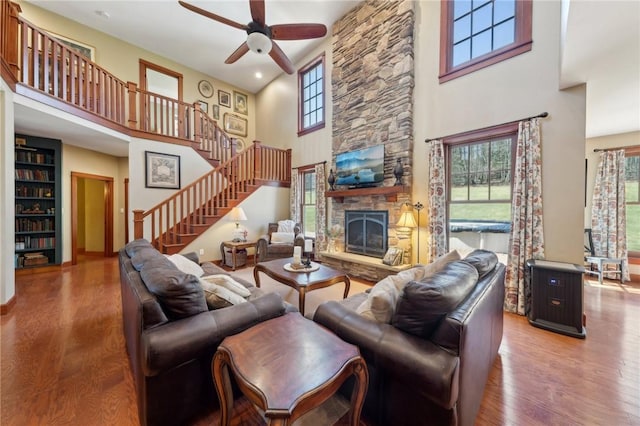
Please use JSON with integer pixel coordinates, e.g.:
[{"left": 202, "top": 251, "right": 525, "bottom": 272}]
[{"left": 2, "top": 257, "right": 639, "bottom": 425}]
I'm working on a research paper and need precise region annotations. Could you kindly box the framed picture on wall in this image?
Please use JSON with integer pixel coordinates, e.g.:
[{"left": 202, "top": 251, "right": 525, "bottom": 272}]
[
  {"left": 145, "top": 151, "right": 181, "bottom": 189},
  {"left": 212, "top": 104, "right": 220, "bottom": 120},
  {"left": 46, "top": 30, "right": 96, "bottom": 61},
  {"left": 197, "top": 100, "right": 208, "bottom": 114},
  {"left": 223, "top": 113, "right": 247, "bottom": 137},
  {"left": 218, "top": 90, "right": 231, "bottom": 107},
  {"left": 233, "top": 91, "right": 248, "bottom": 115}
]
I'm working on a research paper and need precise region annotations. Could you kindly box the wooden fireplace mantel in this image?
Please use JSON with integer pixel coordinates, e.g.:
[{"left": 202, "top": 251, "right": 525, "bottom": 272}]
[{"left": 326, "top": 185, "right": 409, "bottom": 203}]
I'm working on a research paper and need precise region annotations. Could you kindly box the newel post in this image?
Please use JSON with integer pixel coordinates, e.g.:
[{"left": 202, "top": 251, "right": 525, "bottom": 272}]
[
  {"left": 193, "top": 103, "right": 202, "bottom": 143},
  {"left": 253, "top": 140, "right": 263, "bottom": 181},
  {"left": 127, "top": 81, "right": 138, "bottom": 130},
  {"left": 286, "top": 149, "right": 292, "bottom": 182},
  {"left": 133, "top": 210, "right": 144, "bottom": 240},
  {"left": 2, "top": 1, "right": 22, "bottom": 79}
]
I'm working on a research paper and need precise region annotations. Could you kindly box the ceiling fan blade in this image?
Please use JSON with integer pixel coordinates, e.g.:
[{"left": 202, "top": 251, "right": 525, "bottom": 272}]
[
  {"left": 249, "top": 0, "right": 266, "bottom": 26},
  {"left": 271, "top": 24, "right": 327, "bottom": 40},
  {"left": 178, "top": 1, "right": 247, "bottom": 31},
  {"left": 225, "top": 42, "right": 250, "bottom": 64},
  {"left": 269, "top": 41, "right": 295, "bottom": 74}
]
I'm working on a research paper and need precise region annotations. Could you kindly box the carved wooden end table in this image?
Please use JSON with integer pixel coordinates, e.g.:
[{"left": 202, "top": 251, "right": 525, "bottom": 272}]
[
  {"left": 212, "top": 313, "right": 368, "bottom": 426},
  {"left": 253, "top": 257, "right": 351, "bottom": 316}
]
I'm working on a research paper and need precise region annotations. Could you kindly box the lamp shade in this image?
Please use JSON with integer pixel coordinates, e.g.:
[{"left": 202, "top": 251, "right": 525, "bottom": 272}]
[
  {"left": 229, "top": 207, "right": 247, "bottom": 224},
  {"left": 396, "top": 211, "right": 417, "bottom": 228}
]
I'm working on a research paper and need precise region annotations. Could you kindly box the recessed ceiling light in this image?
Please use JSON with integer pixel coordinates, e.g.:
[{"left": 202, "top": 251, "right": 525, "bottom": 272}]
[
  {"left": 255, "top": 72, "right": 263, "bottom": 79},
  {"left": 95, "top": 10, "right": 110, "bottom": 19}
]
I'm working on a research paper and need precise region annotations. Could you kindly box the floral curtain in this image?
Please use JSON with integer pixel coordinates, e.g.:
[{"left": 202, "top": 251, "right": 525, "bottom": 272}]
[
  {"left": 591, "top": 150, "right": 629, "bottom": 281},
  {"left": 505, "top": 118, "right": 545, "bottom": 315},
  {"left": 428, "top": 140, "right": 447, "bottom": 260},
  {"left": 314, "top": 163, "right": 327, "bottom": 255},
  {"left": 290, "top": 169, "right": 301, "bottom": 223}
]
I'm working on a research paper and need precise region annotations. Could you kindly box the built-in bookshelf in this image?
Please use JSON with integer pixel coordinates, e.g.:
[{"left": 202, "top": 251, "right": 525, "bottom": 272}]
[{"left": 14, "top": 134, "right": 62, "bottom": 269}]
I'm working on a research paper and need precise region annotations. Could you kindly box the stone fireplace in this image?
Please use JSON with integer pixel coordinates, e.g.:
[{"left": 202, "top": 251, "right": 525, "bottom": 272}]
[
  {"left": 321, "top": 1, "right": 416, "bottom": 280},
  {"left": 345, "top": 210, "right": 388, "bottom": 258}
]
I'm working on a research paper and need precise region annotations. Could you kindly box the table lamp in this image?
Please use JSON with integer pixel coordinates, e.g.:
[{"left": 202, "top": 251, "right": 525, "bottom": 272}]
[{"left": 229, "top": 207, "right": 247, "bottom": 242}]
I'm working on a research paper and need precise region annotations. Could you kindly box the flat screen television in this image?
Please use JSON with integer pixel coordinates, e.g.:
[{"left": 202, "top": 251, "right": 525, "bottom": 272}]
[{"left": 335, "top": 144, "right": 384, "bottom": 188}]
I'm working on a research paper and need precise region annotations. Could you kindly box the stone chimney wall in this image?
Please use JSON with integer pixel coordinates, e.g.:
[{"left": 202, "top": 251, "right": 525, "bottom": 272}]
[{"left": 330, "top": 0, "right": 415, "bottom": 252}]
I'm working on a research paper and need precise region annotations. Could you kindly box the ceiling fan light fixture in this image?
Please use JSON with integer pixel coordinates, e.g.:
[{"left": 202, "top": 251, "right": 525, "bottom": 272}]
[{"left": 247, "top": 32, "right": 272, "bottom": 55}]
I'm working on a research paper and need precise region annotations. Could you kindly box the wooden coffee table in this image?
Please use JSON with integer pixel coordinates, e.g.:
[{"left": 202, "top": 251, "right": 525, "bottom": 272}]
[
  {"left": 212, "top": 313, "right": 368, "bottom": 426},
  {"left": 253, "top": 257, "right": 350, "bottom": 316}
]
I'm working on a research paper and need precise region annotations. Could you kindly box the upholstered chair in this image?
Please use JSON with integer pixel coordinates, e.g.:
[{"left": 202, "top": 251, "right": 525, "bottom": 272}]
[{"left": 256, "top": 221, "right": 305, "bottom": 262}]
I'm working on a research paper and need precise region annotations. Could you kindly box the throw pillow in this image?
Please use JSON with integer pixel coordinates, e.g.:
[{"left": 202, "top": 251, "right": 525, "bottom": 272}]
[
  {"left": 270, "top": 232, "right": 295, "bottom": 245},
  {"left": 199, "top": 278, "right": 248, "bottom": 309},
  {"left": 392, "top": 261, "right": 479, "bottom": 338},
  {"left": 200, "top": 274, "right": 251, "bottom": 297},
  {"left": 420, "top": 249, "right": 461, "bottom": 278},
  {"left": 165, "top": 254, "right": 205, "bottom": 278},
  {"left": 355, "top": 266, "right": 426, "bottom": 323},
  {"left": 141, "top": 267, "right": 208, "bottom": 320},
  {"left": 463, "top": 249, "right": 499, "bottom": 279},
  {"left": 277, "top": 220, "right": 297, "bottom": 233}
]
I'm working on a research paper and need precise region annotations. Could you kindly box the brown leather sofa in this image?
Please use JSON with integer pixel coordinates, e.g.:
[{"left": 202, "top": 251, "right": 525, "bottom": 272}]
[
  {"left": 313, "top": 250, "right": 505, "bottom": 426},
  {"left": 119, "top": 239, "right": 291, "bottom": 426}
]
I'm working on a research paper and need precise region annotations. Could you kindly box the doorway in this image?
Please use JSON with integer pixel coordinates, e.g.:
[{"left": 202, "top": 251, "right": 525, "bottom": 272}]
[{"left": 71, "top": 172, "right": 113, "bottom": 265}]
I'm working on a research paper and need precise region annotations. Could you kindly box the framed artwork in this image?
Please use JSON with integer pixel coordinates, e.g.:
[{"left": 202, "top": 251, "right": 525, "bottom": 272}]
[
  {"left": 47, "top": 30, "right": 96, "bottom": 61},
  {"left": 223, "top": 113, "right": 248, "bottom": 137},
  {"left": 145, "top": 151, "right": 181, "bottom": 189},
  {"left": 382, "top": 247, "right": 403, "bottom": 266},
  {"left": 197, "top": 100, "right": 208, "bottom": 114},
  {"left": 197, "top": 80, "right": 213, "bottom": 98},
  {"left": 233, "top": 138, "right": 246, "bottom": 152},
  {"left": 233, "top": 91, "right": 248, "bottom": 115},
  {"left": 212, "top": 104, "right": 220, "bottom": 120},
  {"left": 218, "top": 90, "right": 231, "bottom": 107}
]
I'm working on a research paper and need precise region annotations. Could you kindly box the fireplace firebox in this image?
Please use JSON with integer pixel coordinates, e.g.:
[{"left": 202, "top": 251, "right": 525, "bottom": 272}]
[{"left": 344, "top": 210, "right": 388, "bottom": 258}]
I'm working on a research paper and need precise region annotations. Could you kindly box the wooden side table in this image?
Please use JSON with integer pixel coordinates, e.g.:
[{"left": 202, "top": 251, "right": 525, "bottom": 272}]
[
  {"left": 220, "top": 240, "right": 256, "bottom": 270},
  {"left": 212, "top": 313, "right": 368, "bottom": 425}
]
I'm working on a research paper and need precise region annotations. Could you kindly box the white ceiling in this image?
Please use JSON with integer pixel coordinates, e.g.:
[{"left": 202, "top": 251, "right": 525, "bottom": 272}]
[
  {"left": 27, "top": 0, "right": 361, "bottom": 94},
  {"left": 14, "top": 0, "right": 640, "bottom": 156}
]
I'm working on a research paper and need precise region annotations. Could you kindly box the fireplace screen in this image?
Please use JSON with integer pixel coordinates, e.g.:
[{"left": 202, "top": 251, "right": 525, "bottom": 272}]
[{"left": 345, "top": 210, "right": 388, "bottom": 258}]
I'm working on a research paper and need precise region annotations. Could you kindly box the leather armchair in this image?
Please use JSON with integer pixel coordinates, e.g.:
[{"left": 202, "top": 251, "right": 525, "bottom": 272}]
[{"left": 256, "top": 222, "right": 305, "bottom": 262}]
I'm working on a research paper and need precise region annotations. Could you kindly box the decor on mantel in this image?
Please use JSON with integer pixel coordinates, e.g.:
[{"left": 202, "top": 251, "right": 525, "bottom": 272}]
[
  {"left": 328, "top": 168, "right": 336, "bottom": 191},
  {"left": 393, "top": 158, "right": 404, "bottom": 186}
]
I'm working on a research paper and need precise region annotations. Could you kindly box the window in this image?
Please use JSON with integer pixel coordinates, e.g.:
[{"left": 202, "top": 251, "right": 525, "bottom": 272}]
[
  {"left": 300, "top": 168, "right": 317, "bottom": 238},
  {"left": 298, "top": 54, "right": 325, "bottom": 136},
  {"left": 445, "top": 124, "right": 517, "bottom": 253},
  {"left": 626, "top": 153, "right": 639, "bottom": 255},
  {"left": 439, "top": 0, "right": 533, "bottom": 83}
]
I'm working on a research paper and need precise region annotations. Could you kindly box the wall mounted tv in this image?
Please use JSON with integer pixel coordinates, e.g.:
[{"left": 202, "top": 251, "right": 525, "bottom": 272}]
[{"left": 335, "top": 144, "right": 384, "bottom": 188}]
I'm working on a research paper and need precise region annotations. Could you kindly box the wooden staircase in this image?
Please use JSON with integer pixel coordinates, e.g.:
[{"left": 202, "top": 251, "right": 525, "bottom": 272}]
[{"left": 133, "top": 142, "right": 292, "bottom": 254}]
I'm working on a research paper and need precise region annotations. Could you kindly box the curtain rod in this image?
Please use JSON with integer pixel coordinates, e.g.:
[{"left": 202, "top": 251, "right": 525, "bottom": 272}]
[
  {"left": 424, "top": 111, "right": 549, "bottom": 143},
  {"left": 593, "top": 145, "right": 640, "bottom": 153}
]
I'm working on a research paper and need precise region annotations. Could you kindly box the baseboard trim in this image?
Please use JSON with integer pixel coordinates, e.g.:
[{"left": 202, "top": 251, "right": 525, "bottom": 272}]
[{"left": 1, "top": 295, "right": 16, "bottom": 315}]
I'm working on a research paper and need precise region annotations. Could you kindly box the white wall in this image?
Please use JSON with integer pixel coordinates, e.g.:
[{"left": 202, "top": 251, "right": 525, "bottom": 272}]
[{"left": 1, "top": 80, "right": 16, "bottom": 305}]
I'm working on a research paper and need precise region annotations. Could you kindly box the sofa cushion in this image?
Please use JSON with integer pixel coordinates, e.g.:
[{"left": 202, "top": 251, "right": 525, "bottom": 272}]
[
  {"left": 140, "top": 267, "right": 208, "bottom": 320},
  {"left": 355, "top": 250, "right": 461, "bottom": 323},
  {"left": 165, "top": 254, "right": 205, "bottom": 277},
  {"left": 462, "top": 249, "right": 499, "bottom": 278},
  {"left": 392, "top": 261, "right": 479, "bottom": 338}
]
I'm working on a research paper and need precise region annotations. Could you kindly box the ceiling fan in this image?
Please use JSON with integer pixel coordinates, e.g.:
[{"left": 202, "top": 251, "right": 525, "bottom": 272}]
[{"left": 178, "top": 0, "right": 327, "bottom": 74}]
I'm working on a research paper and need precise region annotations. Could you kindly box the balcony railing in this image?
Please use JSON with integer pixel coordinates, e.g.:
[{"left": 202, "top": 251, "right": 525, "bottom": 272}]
[{"left": 1, "top": 6, "right": 234, "bottom": 159}]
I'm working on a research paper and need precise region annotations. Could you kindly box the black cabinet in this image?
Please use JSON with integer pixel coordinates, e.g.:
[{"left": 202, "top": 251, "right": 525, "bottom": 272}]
[
  {"left": 14, "top": 135, "right": 62, "bottom": 269},
  {"left": 527, "top": 259, "right": 586, "bottom": 338}
]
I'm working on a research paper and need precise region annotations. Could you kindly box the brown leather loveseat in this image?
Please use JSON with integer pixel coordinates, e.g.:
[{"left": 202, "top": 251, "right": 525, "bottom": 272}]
[
  {"left": 119, "top": 239, "right": 291, "bottom": 426},
  {"left": 313, "top": 249, "right": 505, "bottom": 426}
]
